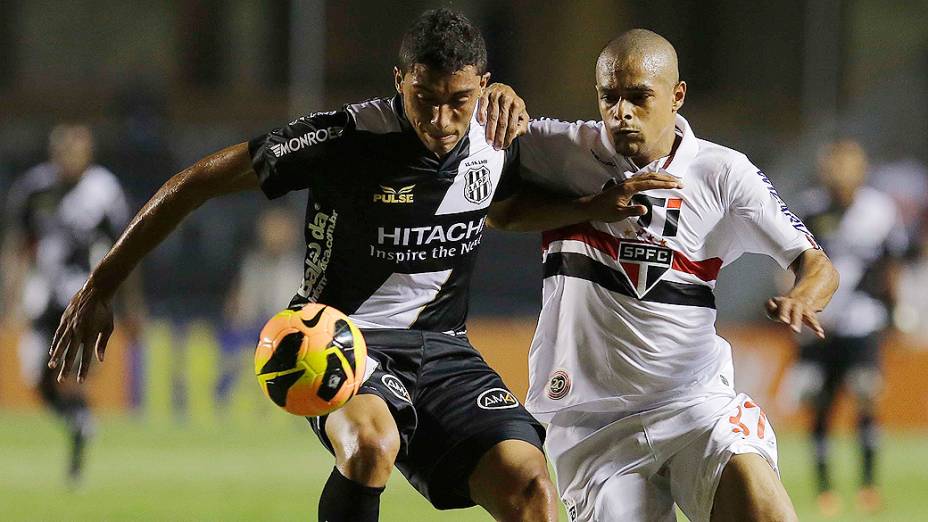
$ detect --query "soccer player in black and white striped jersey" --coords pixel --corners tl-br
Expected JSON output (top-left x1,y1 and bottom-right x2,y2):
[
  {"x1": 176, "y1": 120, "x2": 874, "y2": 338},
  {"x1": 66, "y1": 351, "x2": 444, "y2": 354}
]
[
  {"x1": 2, "y1": 125, "x2": 140, "y2": 486},
  {"x1": 789, "y1": 139, "x2": 907, "y2": 516}
]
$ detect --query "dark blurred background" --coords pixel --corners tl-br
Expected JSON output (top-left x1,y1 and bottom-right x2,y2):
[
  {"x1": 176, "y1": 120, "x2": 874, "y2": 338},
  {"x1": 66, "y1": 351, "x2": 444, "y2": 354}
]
[{"x1": 2, "y1": 0, "x2": 926, "y2": 322}]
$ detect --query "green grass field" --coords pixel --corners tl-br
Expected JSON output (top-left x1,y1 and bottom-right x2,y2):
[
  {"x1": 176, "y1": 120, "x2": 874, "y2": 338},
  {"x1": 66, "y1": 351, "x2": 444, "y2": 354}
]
[{"x1": 1, "y1": 411, "x2": 925, "y2": 521}]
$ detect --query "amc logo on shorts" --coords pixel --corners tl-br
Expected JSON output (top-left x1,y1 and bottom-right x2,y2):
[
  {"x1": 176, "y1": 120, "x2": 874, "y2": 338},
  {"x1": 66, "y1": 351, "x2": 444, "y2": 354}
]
[{"x1": 476, "y1": 388, "x2": 519, "y2": 410}]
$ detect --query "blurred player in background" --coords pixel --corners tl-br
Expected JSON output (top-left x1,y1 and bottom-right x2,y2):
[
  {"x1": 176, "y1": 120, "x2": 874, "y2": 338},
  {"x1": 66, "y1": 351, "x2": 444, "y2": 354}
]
[
  {"x1": 44, "y1": 9, "x2": 600, "y2": 521},
  {"x1": 1, "y1": 124, "x2": 141, "y2": 485},
  {"x1": 219, "y1": 206, "x2": 303, "y2": 406},
  {"x1": 790, "y1": 139, "x2": 907, "y2": 516},
  {"x1": 489, "y1": 30, "x2": 839, "y2": 521}
]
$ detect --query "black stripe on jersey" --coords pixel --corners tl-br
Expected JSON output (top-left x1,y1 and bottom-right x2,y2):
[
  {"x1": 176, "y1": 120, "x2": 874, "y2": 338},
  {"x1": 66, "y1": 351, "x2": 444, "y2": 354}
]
[
  {"x1": 631, "y1": 194, "x2": 665, "y2": 228},
  {"x1": 543, "y1": 252, "x2": 716, "y2": 308},
  {"x1": 663, "y1": 208, "x2": 680, "y2": 237}
]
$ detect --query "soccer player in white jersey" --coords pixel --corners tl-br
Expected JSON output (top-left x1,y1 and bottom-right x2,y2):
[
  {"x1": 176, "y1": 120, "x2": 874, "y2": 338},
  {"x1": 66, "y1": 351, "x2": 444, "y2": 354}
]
[{"x1": 489, "y1": 30, "x2": 839, "y2": 521}]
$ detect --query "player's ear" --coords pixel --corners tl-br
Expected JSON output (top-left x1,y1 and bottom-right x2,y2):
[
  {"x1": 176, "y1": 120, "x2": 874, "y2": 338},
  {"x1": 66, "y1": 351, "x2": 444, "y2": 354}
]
[
  {"x1": 672, "y1": 81, "x2": 686, "y2": 112},
  {"x1": 394, "y1": 66, "x2": 404, "y2": 94},
  {"x1": 479, "y1": 72, "x2": 491, "y2": 91}
]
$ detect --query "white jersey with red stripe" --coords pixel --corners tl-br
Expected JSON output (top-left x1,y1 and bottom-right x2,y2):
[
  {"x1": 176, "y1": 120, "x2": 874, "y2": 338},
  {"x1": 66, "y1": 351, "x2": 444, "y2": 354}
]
[{"x1": 520, "y1": 114, "x2": 819, "y2": 421}]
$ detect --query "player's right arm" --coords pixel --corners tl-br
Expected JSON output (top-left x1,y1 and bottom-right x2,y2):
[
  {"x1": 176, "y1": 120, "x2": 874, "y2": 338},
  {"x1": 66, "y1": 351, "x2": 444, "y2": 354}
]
[
  {"x1": 487, "y1": 174, "x2": 681, "y2": 231},
  {"x1": 50, "y1": 143, "x2": 258, "y2": 382}
]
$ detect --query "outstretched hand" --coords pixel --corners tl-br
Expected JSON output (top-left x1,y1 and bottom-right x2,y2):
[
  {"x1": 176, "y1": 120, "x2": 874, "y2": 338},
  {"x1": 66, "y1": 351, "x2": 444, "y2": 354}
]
[
  {"x1": 765, "y1": 295, "x2": 825, "y2": 339},
  {"x1": 49, "y1": 284, "x2": 115, "y2": 383},
  {"x1": 477, "y1": 83, "x2": 529, "y2": 150},
  {"x1": 584, "y1": 172, "x2": 683, "y2": 223}
]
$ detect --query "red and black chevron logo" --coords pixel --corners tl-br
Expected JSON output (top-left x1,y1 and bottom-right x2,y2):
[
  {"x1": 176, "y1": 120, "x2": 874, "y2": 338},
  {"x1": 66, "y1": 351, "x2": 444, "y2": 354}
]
[{"x1": 617, "y1": 241, "x2": 674, "y2": 298}]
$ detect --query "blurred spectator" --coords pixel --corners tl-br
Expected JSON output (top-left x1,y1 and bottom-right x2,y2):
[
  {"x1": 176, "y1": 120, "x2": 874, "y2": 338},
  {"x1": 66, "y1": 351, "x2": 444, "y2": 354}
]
[
  {"x1": 785, "y1": 139, "x2": 907, "y2": 516},
  {"x1": 217, "y1": 206, "x2": 304, "y2": 404},
  {"x1": 0, "y1": 124, "x2": 143, "y2": 486}
]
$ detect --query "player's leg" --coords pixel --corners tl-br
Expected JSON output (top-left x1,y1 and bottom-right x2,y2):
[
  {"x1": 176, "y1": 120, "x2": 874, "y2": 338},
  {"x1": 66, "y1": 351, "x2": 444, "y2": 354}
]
[
  {"x1": 468, "y1": 439, "x2": 558, "y2": 522},
  {"x1": 711, "y1": 453, "x2": 797, "y2": 522},
  {"x1": 669, "y1": 393, "x2": 795, "y2": 522},
  {"x1": 29, "y1": 324, "x2": 94, "y2": 484},
  {"x1": 318, "y1": 394, "x2": 400, "y2": 522},
  {"x1": 404, "y1": 332, "x2": 557, "y2": 519},
  {"x1": 846, "y1": 346, "x2": 883, "y2": 512},
  {"x1": 794, "y1": 338, "x2": 843, "y2": 514}
]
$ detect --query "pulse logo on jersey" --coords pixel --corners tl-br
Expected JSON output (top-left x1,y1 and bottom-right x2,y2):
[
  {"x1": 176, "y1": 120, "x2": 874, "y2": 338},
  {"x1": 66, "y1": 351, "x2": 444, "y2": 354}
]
[
  {"x1": 617, "y1": 241, "x2": 674, "y2": 298},
  {"x1": 270, "y1": 126, "x2": 343, "y2": 158},
  {"x1": 373, "y1": 185, "x2": 415, "y2": 204},
  {"x1": 463, "y1": 166, "x2": 493, "y2": 204},
  {"x1": 476, "y1": 388, "x2": 519, "y2": 410}
]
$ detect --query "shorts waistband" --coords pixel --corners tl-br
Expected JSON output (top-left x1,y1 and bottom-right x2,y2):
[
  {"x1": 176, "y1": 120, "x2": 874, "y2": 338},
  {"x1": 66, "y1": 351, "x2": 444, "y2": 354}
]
[{"x1": 359, "y1": 328, "x2": 468, "y2": 346}]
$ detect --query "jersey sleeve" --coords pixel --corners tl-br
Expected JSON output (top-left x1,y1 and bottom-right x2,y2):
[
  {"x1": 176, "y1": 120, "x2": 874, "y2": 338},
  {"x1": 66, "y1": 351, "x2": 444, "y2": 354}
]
[
  {"x1": 725, "y1": 156, "x2": 820, "y2": 269},
  {"x1": 518, "y1": 120, "x2": 569, "y2": 193},
  {"x1": 248, "y1": 110, "x2": 352, "y2": 199},
  {"x1": 493, "y1": 138, "x2": 522, "y2": 202}
]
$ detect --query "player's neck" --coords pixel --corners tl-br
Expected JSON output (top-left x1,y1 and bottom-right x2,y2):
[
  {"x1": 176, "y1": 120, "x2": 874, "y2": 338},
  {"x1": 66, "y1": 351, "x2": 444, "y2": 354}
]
[{"x1": 630, "y1": 129, "x2": 678, "y2": 168}]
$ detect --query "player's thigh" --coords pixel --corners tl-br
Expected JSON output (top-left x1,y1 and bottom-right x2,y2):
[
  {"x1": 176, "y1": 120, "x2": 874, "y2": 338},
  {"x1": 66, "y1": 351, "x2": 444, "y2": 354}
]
[
  {"x1": 324, "y1": 393, "x2": 401, "y2": 464},
  {"x1": 592, "y1": 472, "x2": 675, "y2": 522},
  {"x1": 712, "y1": 453, "x2": 797, "y2": 522},
  {"x1": 668, "y1": 393, "x2": 793, "y2": 522}
]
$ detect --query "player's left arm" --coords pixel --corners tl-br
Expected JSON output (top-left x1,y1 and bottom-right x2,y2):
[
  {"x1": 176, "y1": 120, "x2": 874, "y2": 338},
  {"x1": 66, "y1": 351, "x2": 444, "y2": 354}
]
[
  {"x1": 477, "y1": 83, "x2": 529, "y2": 150},
  {"x1": 725, "y1": 158, "x2": 839, "y2": 338},
  {"x1": 767, "y1": 248, "x2": 839, "y2": 338}
]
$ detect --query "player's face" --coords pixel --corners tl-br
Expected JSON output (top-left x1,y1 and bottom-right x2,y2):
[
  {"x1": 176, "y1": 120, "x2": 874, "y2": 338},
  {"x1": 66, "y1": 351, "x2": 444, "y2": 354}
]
[
  {"x1": 395, "y1": 64, "x2": 489, "y2": 157},
  {"x1": 818, "y1": 145, "x2": 867, "y2": 198},
  {"x1": 51, "y1": 128, "x2": 94, "y2": 181},
  {"x1": 596, "y1": 62, "x2": 685, "y2": 165}
]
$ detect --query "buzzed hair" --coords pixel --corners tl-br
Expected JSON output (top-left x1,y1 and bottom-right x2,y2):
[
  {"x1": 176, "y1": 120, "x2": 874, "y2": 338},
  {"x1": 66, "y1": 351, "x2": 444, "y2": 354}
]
[
  {"x1": 597, "y1": 29, "x2": 680, "y2": 86},
  {"x1": 398, "y1": 8, "x2": 488, "y2": 74}
]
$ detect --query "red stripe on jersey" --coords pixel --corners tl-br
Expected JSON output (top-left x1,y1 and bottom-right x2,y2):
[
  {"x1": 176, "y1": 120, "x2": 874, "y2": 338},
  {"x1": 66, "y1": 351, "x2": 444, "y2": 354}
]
[
  {"x1": 542, "y1": 223, "x2": 723, "y2": 282},
  {"x1": 661, "y1": 134, "x2": 683, "y2": 169},
  {"x1": 666, "y1": 198, "x2": 683, "y2": 209}
]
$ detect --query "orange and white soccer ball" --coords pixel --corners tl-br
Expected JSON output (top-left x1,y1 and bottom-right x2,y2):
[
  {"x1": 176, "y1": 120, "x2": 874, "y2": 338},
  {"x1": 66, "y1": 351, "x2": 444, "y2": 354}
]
[{"x1": 254, "y1": 303, "x2": 366, "y2": 417}]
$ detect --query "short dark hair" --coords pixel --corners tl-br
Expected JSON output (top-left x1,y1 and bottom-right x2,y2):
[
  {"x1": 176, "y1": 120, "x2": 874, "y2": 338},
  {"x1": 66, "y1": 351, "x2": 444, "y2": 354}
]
[{"x1": 398, "y1": 8, "x2": 487, "y2": 74}]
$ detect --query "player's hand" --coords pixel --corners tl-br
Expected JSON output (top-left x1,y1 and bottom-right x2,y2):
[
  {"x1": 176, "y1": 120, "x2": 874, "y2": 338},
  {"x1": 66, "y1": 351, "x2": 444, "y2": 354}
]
[
  {"x1": 477, "y1": 83, "x2": 529, "y2": 150},
  {"x1": 765, "y1": 295, "x2": 825, "y2": 338},
  {"x1": 584, "y1": 172, "x2": 683, "y2": 222},
  {"x1": 49, "y1": 284, "x2": 115, "y2": 383}
]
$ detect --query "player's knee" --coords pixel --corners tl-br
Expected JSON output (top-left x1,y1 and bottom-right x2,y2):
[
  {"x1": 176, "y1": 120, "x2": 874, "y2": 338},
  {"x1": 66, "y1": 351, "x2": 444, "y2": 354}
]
[
  {"x1": 494, "y1": 460, "x2": 557, "y2": 520},
  {"x1": 847, "y1": 367, "x2": 881, "y2": 409},
  {"x1": 339, "y1": 425, "x2": 400, "y2": 482}
]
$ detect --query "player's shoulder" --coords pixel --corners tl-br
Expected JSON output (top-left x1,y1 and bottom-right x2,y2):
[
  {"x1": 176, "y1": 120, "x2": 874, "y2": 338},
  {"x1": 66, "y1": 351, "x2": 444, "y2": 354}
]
[
  {"x1": 14, "y1": 162, "x2": 57, "y2": 193},
  {"x1": 855, "y1": 185, "x2": 895, "y2": 208},
  {"x1": 344, "y1": 96, "x2": 402, "y2": 134},
  {"x1": 692, "y1": 138, "x2": 753, "y2": 173},
  {"x1": 76, "y1": 165, "x2": 127, "y2": 200}
]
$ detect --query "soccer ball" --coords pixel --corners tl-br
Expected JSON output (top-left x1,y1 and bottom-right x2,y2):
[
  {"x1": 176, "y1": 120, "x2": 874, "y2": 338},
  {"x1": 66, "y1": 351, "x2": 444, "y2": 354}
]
[{"x1": 254, "y1": 304, "x2": 367, "y2": 416}]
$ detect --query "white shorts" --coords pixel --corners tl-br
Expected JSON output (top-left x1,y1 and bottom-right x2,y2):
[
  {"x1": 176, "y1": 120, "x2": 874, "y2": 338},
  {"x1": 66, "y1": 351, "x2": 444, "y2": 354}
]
[{"x1": 547, "y1": 391, "x2": 779, "y2": 522}]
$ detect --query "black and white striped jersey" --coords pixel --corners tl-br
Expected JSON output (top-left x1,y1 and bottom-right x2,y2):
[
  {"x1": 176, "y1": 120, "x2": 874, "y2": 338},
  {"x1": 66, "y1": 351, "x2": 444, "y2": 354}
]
[
  {"x1": 6, "y1": 163, "x2": 130, "y2": 321},
  {"x1": 248, "y1": 95, "x2": 520, "y2": 333},
  {"x1": 798, "y1": 186, "x2": 907, "y2": 337}
]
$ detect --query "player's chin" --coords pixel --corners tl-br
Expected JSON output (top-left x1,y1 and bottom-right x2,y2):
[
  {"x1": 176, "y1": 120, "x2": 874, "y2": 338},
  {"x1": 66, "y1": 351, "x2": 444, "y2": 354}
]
[
  {"x1": 613, "y1": 139, "x2": 641, "y2": 157},
  {"x1": 426, "y1": 137, "x2": 459, "y2": 156}
]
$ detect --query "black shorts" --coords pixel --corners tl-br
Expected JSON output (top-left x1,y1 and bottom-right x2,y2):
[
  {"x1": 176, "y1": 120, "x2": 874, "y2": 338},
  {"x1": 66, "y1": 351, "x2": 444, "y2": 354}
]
[
  {"x1": 799, "y1": 333, "x2": 880, "y2": 369},
  {"x1": 308, "y1": 328, "x2": 545, "y2": 509}
]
